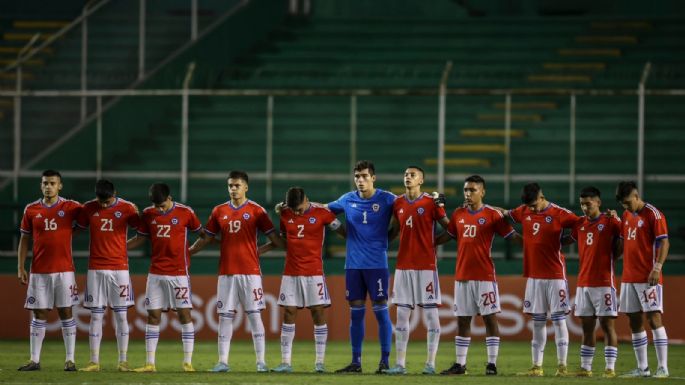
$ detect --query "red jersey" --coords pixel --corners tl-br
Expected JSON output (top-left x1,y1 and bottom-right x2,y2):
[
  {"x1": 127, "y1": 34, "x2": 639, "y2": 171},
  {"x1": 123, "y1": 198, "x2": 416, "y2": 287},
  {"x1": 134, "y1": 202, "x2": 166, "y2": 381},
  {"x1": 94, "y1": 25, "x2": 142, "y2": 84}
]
[
  {"x1": 138, "y1": 202, "x2": 202, "y2": 276},
  {"x1": 572, "y1": 214, "x2": 621, "y2": 287},
  {"x1": 20, "y1": 197, "x2": 82, "y2": 274},
  {"x1": 280, "y1": 203, "x2": 338, "y2": 276},
  {"x1": 509, "y1": 203, "x2": 579, "y2": 279},
  {"x1": 393, "y1": 193, "x2": 447, "y2": 270},
  {"x1": 205, "y1": 200, "x2": 275, "y2": 275},
  {"x1": 448, "y1": 205, "x2": 514, "y2": 281},
  {"x1": 77, "y1": 198, "x2": 141, "y2": 270},
  {"x1": 621, "y1": 203, "x2": 668, "y2": 283}
]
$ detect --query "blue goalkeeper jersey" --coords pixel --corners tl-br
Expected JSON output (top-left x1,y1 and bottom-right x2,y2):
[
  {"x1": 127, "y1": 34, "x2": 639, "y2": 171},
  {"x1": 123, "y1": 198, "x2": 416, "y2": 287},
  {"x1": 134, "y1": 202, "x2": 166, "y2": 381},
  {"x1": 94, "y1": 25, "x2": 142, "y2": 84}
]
[{"x1": 328, "y1": 188, "x2": 396, "y2": 269}]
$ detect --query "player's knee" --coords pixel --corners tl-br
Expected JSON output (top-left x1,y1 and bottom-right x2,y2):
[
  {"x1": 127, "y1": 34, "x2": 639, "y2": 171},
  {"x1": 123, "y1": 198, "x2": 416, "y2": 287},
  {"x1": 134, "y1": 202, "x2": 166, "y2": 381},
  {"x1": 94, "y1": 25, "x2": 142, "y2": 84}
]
[
  {"x1": 483, "y1": 314, "x2": 499, "y2": 335},
  {"x1": 310, "y1": 307, "x2": 326, "y2": 325},
  {"x1": 147, "y1": 311, "x2": 161, "y2": 325},
  {"x1": 57, "y1": 307, "x2": 72, "y2": 320},
  {"x1": 33, "y1": 309, "x2": 49, "y2": 321},
  {"x1": 646, "y1": 312, "x2": 663, "y2": 329},
  {"x1": 283, "y1": 307, "x2": 297, "y2": 323},
  {"x1": 627, "y1": 313, "x2": 644, "y2": 331},
  {"x1": 177, "y1": 309, "x2": 193, "y2": 324},
  {"x1": 457, "y1": 316, "x2": 472, "y2": 334}
]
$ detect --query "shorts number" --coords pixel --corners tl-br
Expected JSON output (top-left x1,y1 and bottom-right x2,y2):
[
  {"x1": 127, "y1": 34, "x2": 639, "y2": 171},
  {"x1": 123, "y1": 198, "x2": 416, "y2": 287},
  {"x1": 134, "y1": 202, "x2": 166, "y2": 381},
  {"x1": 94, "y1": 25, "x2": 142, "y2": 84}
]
[
  {"x1": 604, "y1": 293, "x2": 612, "y2": 306},
  {"x1": 252, "y1": 288, "x2": 263, "y2": 301},
  {"x1": 377, "y1": 278, "x2": 383, "y2": 292},
  {"x1": 586, "y1": 232, "x2": 594, "y2": 245},
  {"x1": 227, "y1": 220, "x2": 241, "y2": 233},
  {"x1": 532, "y1": 222, "x2": 540, "y2": 235},
  {"x1": 405, "y1": 215, "x2": 413, "y2": 228},
  {"x1": 100, "y1": 218, "x2": 113, "y2": 232},
  {"x1": 297, "y1": 224, "x2": 305, "y2": 238},
  {"x1": 559, "y1": 289, "x2": 567, "y2": 303},
  {"x1": 642, "y1": 289, "x2": 657, "y2": 303},
  {"x1": 69, "y1": 285, "x2": 78, "y2": 296},
  {"x1": 317, "y1": 283, "x2": 324, "y2": 296},
  {"x1": 156, "y1": 225, "x2": 171, "y2": 238},
  {"x1": 425, "y1": 282, "x2": 434, "y2": 294},
  {"x1": 362, "y1": 211, "x2": 368, "y2": 224},
  {"x1": 482, "y1": 291, "x2": 497, "y2": 305},
  {"x1": 174, "y1": 287, "x2": 188, "y2": 299},
  {"x1": 627, "y1": 227, "x2": 637, "y2": 240},
  {"x1": 43, "y1": 218, "x2": 57, "y2": 231},
  {"x1": 462, "y1": 224, "x2": 477, "y2": 238},
  {"x1": 119, "y1": 285, "x2": 130, "y2": 298}
]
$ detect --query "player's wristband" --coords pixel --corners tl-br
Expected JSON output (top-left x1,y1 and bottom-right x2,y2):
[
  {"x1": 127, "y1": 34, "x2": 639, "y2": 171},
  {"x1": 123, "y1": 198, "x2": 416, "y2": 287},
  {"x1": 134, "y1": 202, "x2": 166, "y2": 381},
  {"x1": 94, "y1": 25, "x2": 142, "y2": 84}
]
[{"x1": 653, "y1": 262, "x2": 663, "y2": 272}]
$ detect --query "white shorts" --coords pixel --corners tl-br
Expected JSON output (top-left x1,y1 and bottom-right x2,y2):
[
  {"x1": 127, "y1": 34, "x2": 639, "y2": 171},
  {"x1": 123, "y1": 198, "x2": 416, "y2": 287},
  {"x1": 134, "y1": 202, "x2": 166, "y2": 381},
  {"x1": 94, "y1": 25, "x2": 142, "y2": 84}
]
[
  {"x1": 277, "y1": 275, "x2": 331, "y2": 308},
  {"x1": 391, "y1": 269, "x2": 441, "y2": 308},
  {"x1": 144, "y1": 274, "x2": 193, "y2": 311},
  {"x1": 523, "y1": 278, "x2": 571, "y2": 314},
  {"x1": 216, "y1": 274, "x2": 266, "y2": 314},
  {"x1": 24, "y1": 272, "x2": 79, "y2": 310},
  {"x1": 453, "y1": 280, "x2": 501, "y2": 316},
  {"x1": 574, "y1": 286, "x2": 618, "y2": 317},
  {"x1": 619, "y1": 283, "x2": 663, "y2": 313},
  {"x1": 84, "y1": 269, "x2": 134, "y2": 309}
]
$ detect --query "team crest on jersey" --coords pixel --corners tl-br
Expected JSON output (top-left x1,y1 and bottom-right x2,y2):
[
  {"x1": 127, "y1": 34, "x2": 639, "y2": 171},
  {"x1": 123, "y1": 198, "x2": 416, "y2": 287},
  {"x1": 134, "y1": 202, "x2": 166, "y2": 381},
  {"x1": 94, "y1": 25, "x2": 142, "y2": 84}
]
[
  {"x1": 638, "y1": 219, "x2": 644, "y2": 228},
  {"x1": 309, "y1": 217, "x2": 317, "y2": 224},
  {"x1": 243, "y1": 213, "x2": 251, "y2": 220},
  {"x1": 545, "y1": 216, "x2": 552, "y2": 223},
  {"x1": 58, "y1": 210, "x2": 65, "y2": 217},
  {"x1": 524, "y1": 300, "x2": 531, "y2": 308},
  {"x1": 598, "y1": 224, "x2": 605, "y2": 232},
  {"x1": 217, "y1": 301, "x2": 223, "y2": 309},
  {"x1": 171, "y1": 218, "x2": 179, "y2": 225},
  {"x1": 144, "y1": 298, "x2": 150, "y2": 305},
  {"x1": 114, "y1": 211, "x2": 122, "y2": 218},
  {"x1": 27, "y1": 296, "x2": 36, "y2": 304},
  {"x1": 372, "y1": 203, "x2": 380, "y2": 212},
  {"x1": 280, "y1": 293, "x2": 286, "y2": 301},
  {"x1": 417, "y1": 207, "x2": 425, "y2": 215},
  {"x1": 478, "y1": 217, "x2": 486, "y2": 225}
]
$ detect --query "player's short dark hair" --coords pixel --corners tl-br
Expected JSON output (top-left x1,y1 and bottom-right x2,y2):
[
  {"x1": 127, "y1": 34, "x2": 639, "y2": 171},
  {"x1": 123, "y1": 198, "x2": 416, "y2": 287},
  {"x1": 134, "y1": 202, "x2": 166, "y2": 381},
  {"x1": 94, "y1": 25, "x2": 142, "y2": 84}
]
[
  {"x1": 149, "y1": 183, "x2": 170, "y2": 205},
  {"x1": 521, "y1": 182, "x2": 541, "y2": 205},
  {"x1": 285, "y1": 187, "x2": 306, "y2": 209},
  {"x1": 615, "y1": 181, "x2": 638, "y2": 201},
  {"x1": 580, "y1": 186, "x2": 601, "y2": 199},
  {"x1": 465, "y1": 174, "x2": 486, "y2": 187},
  {"x1": 95, "y1": 179, "x2": 115, "y2": 200},
  {"x1": 354, "y1": 160, "x2": 375, "y2": 175},
  {"x1": 42, "y1": 169, "x2": 62, "y2": 180},
  {"x1": 228, "y1": 170, "x2": 249, "y2": 184},
  {"x1": 406, "y1": 165, "x2": 424, "y2": 176}
]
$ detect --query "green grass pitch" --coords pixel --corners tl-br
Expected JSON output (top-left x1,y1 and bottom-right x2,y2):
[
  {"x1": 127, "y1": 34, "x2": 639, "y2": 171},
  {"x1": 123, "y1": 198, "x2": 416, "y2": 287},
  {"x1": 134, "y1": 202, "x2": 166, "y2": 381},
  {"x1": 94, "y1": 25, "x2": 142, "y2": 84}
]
[{"x1": 0, "y1": 339, "x2": 683, "y2": 384}]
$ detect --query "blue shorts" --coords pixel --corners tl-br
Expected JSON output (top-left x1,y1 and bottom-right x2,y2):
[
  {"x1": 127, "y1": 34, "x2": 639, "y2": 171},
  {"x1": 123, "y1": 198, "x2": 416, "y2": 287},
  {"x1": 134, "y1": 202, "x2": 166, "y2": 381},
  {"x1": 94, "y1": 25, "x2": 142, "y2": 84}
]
[{"x1": 345, "y1": 268, "x2": 389, "y2": 302}]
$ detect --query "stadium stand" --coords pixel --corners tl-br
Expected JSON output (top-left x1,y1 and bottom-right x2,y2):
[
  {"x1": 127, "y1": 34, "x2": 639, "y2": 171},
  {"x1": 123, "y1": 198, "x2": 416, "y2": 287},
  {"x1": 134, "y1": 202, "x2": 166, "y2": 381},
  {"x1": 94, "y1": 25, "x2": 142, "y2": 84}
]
[{"x1": 1, "y1": 0, "x2": 684, "y2": 258}]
